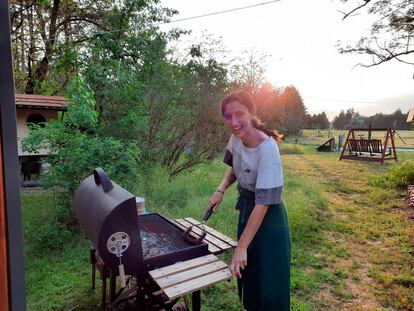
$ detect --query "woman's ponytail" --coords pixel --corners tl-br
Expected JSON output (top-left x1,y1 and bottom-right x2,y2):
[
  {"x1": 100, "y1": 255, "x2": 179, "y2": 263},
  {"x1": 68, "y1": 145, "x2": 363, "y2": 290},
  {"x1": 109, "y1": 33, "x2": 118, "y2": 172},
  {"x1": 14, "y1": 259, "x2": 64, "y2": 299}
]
[{"x1": 252, "y1": 118, "x2": 283, "y2": 143}]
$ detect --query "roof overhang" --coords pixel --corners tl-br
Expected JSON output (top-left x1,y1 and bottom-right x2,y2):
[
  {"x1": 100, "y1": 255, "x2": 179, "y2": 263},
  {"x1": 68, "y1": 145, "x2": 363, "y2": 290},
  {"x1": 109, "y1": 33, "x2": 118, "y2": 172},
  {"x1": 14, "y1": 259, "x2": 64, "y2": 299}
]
[{"x1": 15, "y1": 94, "x2": 70, "y2": 111}]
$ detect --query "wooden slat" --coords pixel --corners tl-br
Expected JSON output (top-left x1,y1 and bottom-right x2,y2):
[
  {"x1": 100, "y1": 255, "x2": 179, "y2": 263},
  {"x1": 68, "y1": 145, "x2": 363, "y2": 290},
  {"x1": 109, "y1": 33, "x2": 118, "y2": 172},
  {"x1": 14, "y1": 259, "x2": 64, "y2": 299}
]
[
  {"x1": 170, "y1": 220, "x2": 221, "y2": 253},
  {"x1": 175, "y1": 219, "x2": 230, "y2": 251},
  {"x1": 341, "y1": 155, "x2": 383, "y2": 162},
  {"x1": 155, "y1": 260, "x2": 228, "y2": 289},
  {"x1": 184, "y1": 218, "x2": 238, "y2": 247},
  {"x1": 163, "y1": 268, "x2": 232, "y2": 300},
  {"x1": 149, "y1": 254, "x2": 219, "y2": 280}
]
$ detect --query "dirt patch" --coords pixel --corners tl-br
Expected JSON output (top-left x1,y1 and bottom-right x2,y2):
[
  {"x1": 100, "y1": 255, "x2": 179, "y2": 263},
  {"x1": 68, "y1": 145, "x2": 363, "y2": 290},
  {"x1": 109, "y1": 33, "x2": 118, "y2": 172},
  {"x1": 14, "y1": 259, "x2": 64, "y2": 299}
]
[{"x1": 342, "y1": 280, "x2": 381, "y2": 311}]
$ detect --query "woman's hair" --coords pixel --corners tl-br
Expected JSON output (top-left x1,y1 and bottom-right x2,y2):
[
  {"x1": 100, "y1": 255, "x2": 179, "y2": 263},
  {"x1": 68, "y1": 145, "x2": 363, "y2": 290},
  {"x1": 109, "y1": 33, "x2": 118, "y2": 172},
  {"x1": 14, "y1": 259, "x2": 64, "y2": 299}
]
[{"x1": 221, "y1": 89, "x2": 283, "y2": 142}]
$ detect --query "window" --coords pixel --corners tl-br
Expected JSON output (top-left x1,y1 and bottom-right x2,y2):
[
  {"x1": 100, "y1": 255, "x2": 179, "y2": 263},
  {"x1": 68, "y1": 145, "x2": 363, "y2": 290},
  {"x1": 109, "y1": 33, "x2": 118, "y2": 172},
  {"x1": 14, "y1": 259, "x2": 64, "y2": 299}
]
[{"x1": 26, "y1": 114, "x2": 46, "y2": 127}]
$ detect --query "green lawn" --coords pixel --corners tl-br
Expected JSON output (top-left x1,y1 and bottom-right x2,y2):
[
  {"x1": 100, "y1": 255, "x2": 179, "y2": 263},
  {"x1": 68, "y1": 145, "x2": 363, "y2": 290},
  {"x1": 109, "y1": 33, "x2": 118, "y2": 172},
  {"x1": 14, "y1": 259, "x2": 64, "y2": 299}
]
[{"x1": 22, "y1": 145, "x2": 414, "y2": 310}]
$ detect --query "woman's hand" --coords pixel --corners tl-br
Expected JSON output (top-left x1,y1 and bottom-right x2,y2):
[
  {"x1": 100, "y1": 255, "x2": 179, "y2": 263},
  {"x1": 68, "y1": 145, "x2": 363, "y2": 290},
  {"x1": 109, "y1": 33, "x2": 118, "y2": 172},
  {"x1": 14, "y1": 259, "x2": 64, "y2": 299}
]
[
  {"x1": 229, "y1": 246, "x2": 247, "y2": 278},
  {"x1": 230, "y1": 204, "x2": 268, "y2": 278},
  {"x1": 208, "y1": 190, "x2": 224, "y2": 211}
]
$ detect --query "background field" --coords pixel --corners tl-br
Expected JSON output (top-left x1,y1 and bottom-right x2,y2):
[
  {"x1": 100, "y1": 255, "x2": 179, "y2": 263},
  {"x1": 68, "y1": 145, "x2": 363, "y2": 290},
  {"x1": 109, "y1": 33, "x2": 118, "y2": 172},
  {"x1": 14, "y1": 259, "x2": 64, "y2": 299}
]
[
  {"x1": 22, "y1": 145, "x2": 414, "y2": 310},
  {"x1": 296, "y1": 129, "x2": 414, "y2": 148}
]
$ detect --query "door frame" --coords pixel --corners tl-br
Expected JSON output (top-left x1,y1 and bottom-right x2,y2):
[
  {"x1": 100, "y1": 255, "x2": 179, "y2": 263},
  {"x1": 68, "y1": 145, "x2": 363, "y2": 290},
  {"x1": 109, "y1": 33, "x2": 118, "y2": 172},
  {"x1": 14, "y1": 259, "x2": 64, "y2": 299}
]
[{"x1": 0, "y1": 0, "x2": 27, "y2": 309}]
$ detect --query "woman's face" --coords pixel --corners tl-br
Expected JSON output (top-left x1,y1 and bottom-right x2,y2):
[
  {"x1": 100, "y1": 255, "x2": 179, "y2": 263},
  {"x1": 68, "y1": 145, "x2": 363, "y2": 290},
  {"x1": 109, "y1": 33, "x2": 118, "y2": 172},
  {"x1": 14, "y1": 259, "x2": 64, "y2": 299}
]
[{"x1": 222, "y1": 100, "x2": 253, "y2": 139}]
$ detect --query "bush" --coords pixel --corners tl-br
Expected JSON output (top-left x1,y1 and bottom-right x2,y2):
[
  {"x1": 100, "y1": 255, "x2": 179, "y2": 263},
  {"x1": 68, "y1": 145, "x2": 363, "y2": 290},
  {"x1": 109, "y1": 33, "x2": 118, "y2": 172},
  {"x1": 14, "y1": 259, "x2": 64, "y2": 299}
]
[
  {"x1": 371, "y1": 159, "x2": 414, "y2": 188},
  {"x1": 22, "y1": 77, "x2": 141, "y2": 214}
]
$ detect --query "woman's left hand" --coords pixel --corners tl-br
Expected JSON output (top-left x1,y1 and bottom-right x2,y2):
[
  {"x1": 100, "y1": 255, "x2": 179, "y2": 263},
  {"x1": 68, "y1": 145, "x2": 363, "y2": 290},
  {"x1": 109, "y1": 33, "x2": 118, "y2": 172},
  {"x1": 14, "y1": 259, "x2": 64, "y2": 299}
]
[{"x1": 229, "y1": 246, "x2": 247, "y2": 278}]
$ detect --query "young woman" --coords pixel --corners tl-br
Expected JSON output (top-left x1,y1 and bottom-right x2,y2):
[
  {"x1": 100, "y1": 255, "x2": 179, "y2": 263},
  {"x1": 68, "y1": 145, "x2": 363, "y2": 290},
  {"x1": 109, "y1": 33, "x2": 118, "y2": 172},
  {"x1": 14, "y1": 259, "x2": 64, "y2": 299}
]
[{"x1": 208, "y1": 90, "x2": 291, "y2": 311}]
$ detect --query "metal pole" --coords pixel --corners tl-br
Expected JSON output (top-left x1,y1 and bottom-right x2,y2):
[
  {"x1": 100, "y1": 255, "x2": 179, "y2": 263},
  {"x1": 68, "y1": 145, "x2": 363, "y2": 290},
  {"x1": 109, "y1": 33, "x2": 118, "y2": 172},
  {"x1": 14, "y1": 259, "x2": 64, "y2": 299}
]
[
  {"x1": 0, "y1": 0, "x2": 26, "y2": 309},
  {"x1": 192, "y1": 291, "x2": 201, "y2": 311}
]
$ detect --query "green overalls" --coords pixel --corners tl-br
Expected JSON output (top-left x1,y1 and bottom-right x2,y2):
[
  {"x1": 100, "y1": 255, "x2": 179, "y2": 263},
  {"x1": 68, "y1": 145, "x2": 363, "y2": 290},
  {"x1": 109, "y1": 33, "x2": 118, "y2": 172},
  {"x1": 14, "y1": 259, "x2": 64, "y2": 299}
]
[{"x1": 236, "y1": 185, "x2": 291, "y2": 311}]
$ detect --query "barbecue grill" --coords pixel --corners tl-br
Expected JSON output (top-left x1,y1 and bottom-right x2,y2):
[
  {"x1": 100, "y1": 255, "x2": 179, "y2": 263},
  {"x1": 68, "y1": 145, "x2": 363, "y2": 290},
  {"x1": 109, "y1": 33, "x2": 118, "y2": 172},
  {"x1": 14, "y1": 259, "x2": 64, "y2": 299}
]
[{"x1": 73, "y1": 168, "x2": 209, "y2": 310}]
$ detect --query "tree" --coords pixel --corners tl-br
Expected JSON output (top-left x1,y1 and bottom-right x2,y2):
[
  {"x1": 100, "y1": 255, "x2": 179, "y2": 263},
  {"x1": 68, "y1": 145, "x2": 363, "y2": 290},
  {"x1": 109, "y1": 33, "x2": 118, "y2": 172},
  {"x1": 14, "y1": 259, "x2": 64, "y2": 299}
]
[
  {"x1": 312, "y1": 112, "x2": 330, "y2": 129},
  {"x1": 82, "y1": 8, "x2": 229, "y2": 176},
  {"x1": 9, "y1": 0, "x2": 178, "y2": 94},
  {"x1": 333, "y1": 108, "x2": 358, "y2": 129},
  {"x1": 364, "y1": 108, "x2": 412, "y2": 129},
  {"x1": 338, "y1": 0, "x2": 414, "y2": 67},
  {"x1": 254, "y1": 83, "x2": 284, "y2": 129},
  {"x1": 278, "y1": 86, "x2": 307, "y2": 135},
  {"x1": 230, "y1": 49, "x2": 270, "y2": 95},
  {"x1": 10, "y1": 0, "x2": 110, "y2": 93}
]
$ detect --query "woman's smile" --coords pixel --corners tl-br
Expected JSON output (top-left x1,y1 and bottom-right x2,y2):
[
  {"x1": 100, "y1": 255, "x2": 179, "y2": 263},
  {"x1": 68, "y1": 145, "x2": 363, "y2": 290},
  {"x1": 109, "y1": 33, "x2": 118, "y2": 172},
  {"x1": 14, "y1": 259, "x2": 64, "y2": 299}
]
[
  {"x1": 232, "y1": 124, "x2": 243, "y2": 133},
  {"x1": 223, "y1": 100, "x2": 252, "y2": 138}
]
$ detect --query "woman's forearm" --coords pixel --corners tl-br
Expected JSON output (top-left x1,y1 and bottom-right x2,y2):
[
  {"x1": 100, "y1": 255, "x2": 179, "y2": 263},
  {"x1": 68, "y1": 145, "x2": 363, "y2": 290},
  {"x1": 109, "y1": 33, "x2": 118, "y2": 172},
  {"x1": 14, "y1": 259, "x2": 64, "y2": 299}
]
[
  {"x1": 217, "y1": 167, "x2": 236, "y2": 192},
  {"x1": 238, "y1": 204, "x2": 268, "y2": 249}
]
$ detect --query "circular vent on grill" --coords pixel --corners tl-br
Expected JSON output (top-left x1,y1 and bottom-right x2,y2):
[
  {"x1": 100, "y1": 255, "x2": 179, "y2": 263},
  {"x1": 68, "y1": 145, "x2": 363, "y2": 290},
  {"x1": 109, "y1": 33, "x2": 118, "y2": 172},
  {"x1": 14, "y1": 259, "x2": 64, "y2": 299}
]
[{"x1": 106, "y1": 232, "x2": 130, "y2": 255}]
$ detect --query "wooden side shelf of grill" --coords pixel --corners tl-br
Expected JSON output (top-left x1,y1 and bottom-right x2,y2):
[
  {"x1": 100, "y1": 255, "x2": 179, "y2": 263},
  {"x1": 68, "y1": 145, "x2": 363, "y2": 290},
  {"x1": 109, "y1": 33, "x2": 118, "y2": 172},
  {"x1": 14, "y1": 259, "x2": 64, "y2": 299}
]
[
  {"x1": 90, "y1": 216, "x2": 237, "y2": 310},
  {"x1": 172, "y1": 217, "x2": 237, "y2": 254},
  {"x1": 149, "y1": 254, "x2": 232, "y2": 300}
]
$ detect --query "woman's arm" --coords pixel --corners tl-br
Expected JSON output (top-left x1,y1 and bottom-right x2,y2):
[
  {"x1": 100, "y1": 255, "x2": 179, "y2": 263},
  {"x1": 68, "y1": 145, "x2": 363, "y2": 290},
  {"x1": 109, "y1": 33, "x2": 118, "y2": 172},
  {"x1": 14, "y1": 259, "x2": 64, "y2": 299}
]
[
  {"x1": 217, "y1": 167, "x2": 236, "y2": 192},
  {"x1": 229, "y1": 204, "x2": 269, "y2": 278},
  {"x1": 208, "y1": 167, "x2": 236, "y2": 210}
]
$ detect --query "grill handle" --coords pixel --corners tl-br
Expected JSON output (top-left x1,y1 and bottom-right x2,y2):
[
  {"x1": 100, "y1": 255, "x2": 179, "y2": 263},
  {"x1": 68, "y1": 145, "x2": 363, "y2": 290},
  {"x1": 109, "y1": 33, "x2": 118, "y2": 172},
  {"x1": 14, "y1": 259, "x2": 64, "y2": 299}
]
[{"x1": 93, "y1": 167, "x2": 114, "y2": 193}]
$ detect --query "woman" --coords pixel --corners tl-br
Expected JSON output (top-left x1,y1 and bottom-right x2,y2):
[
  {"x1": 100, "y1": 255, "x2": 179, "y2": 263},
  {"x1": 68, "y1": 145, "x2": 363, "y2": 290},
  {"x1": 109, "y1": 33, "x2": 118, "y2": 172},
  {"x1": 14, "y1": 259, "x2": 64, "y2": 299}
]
[{"x1": 208, "y1": 90, "x2": 291, "y2": 311}]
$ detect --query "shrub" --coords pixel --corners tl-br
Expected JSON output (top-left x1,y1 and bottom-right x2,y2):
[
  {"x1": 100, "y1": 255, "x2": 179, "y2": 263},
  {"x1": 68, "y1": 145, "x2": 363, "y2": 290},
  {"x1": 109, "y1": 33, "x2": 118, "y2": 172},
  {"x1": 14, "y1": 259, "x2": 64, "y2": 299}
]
[{"x1": 371, "y1": 159, "x2": 414, "y2": 188}]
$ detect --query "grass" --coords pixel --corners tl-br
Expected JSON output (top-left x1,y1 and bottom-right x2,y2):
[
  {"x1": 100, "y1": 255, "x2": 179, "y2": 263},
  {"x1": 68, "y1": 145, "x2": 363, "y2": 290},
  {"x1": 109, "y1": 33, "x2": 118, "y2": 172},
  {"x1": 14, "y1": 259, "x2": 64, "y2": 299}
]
[{"x1": 22, "y1": 144, "x2": 414, "y2": 310}]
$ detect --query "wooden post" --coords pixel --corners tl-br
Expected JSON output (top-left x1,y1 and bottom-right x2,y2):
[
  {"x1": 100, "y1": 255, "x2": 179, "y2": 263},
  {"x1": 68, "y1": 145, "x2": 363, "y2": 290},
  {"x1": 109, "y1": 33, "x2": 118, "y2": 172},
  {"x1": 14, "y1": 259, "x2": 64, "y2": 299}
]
[
  {"x1": 339, "y1": 129, "x2": 352, "y2": 161},
  {"x1": 389, "y1": 128, "x2": 398, "y2": 162},
  {"x1": 382, "y1": 130, "x2": 389, "y2": 164},
  {"x1": 0, "y1": 0, "x2": 26, "y2": 309},
  {"x1": 0, "y1": 137, "x2": 9, "y2": 311}
]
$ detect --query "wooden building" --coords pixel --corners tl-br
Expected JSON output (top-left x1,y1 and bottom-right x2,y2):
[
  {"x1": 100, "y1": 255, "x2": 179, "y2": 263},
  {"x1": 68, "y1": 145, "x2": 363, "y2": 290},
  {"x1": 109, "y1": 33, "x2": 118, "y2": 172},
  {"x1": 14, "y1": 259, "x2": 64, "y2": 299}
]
[
  {"x1": 15, "y1": 94, "x2": 68, "y2": 156},
  {"x1": 15, "y1": 94, "x2": 69, "y2": 181}
]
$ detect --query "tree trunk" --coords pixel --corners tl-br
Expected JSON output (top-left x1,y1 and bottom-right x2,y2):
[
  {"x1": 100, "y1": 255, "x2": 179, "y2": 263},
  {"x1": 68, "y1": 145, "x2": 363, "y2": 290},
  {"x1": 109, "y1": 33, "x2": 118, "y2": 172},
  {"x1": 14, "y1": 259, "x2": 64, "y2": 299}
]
[
  {"x1": 20, "y1": 0, "x2": 25, "y2": 72},
  {"x1": 25, "y1": 5, "x2": 35, "y2": 94},
  {"x1": 25, "y1": 0, "x2": 60, "y2": 94}
]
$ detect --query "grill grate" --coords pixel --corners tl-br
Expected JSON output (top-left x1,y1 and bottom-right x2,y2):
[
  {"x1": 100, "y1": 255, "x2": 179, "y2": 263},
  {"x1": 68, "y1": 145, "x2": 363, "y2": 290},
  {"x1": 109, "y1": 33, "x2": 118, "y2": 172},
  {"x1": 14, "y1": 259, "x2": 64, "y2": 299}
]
[{"x1": 139, "y1": 214, "x2": 197, "y2": 259}]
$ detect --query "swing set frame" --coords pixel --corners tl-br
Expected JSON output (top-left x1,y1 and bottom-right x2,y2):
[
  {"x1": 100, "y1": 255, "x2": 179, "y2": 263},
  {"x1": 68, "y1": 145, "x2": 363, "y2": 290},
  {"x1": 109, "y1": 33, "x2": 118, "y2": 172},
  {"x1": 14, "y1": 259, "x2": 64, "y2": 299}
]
[{"x1": 339, "y1": 128, "x2": 398, "y2": 164}]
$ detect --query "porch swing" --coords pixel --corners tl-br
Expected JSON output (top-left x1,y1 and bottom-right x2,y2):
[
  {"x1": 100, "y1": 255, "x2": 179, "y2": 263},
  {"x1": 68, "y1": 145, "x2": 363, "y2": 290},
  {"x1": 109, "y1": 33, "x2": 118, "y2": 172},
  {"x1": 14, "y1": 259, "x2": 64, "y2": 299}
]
[{"x1": 339, "y1": 127, "x2": 398, "y2": 164}]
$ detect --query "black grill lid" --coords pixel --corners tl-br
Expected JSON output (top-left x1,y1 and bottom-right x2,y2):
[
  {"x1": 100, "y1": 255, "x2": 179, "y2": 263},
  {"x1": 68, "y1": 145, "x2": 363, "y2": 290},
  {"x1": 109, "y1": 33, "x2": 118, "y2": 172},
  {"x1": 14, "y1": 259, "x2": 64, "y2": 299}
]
[{"x1": 73, "y1": 168, "x2": 144, "y2": 273}]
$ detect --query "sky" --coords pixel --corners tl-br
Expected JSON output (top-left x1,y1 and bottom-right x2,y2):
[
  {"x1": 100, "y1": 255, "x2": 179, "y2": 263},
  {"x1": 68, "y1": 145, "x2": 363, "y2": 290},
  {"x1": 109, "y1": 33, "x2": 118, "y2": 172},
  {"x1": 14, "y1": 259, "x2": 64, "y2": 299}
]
[{"x1": 159, "y1": 0, "x2": 414, "y2": 120}]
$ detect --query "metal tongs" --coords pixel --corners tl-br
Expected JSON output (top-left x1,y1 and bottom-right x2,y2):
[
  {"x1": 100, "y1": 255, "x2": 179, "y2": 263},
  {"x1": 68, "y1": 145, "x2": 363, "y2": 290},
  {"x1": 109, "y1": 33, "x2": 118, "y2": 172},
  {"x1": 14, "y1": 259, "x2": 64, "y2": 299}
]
[{"x1": 182, "y1": 205, "x2": 215, "y2": 245}]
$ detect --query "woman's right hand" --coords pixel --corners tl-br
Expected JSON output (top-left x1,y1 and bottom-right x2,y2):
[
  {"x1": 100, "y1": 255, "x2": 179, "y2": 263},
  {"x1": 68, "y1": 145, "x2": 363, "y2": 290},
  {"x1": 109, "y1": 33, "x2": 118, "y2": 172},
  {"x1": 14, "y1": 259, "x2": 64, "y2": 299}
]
[{"x1": 208, "y1": 190, "x2": 224, "y2": 212}]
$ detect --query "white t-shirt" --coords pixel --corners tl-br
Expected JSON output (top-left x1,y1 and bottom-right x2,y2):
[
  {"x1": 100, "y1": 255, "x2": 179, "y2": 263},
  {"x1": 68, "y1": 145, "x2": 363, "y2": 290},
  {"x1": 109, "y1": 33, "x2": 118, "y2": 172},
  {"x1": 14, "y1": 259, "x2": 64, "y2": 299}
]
[{"x1": 223, "y1": 134, "x2": 284, "y2": 205}]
